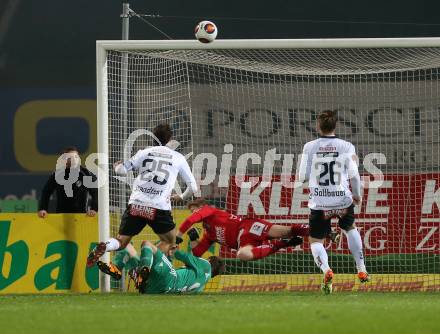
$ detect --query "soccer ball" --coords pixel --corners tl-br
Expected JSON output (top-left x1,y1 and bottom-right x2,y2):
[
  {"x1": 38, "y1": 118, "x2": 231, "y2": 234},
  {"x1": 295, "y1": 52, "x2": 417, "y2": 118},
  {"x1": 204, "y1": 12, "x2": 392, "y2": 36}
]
[{"x1": 195, "y1": 21, "x2": 218, "y2": 43}]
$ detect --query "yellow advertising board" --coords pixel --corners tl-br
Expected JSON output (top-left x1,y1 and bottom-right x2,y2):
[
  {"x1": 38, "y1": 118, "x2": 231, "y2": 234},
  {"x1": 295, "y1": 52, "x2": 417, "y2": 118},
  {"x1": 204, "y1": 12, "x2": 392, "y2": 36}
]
[
  {"x1": 0, "y1": 214, "x2": 99, "y2": 294},
  {"x1": 0, "y1": 210, "x2": 215, "y2": 294},
  {"x1": 208, "y1": 274, "x2": 440, "y2": 293},
  {"x1": 2, "y1": 213, "x2": 439, "y2": 294}
]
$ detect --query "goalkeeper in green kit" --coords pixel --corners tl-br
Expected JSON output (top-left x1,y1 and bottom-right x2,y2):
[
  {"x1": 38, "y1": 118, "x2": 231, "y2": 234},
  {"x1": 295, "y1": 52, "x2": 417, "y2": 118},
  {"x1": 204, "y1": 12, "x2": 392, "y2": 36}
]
[{"x1": 98, "y1": 238, "x2": 224, "y2": 294}]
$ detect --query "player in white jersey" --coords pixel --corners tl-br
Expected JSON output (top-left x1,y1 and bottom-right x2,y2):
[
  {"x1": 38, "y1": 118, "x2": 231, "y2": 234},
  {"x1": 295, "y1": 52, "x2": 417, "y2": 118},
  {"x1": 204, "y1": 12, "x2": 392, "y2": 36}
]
[
  {"x1": 297, "y1": 111, "x2": 369, "y2": 294},
  {"x1": 87, "y1": 124, "x2": 198, "y2": 267}
]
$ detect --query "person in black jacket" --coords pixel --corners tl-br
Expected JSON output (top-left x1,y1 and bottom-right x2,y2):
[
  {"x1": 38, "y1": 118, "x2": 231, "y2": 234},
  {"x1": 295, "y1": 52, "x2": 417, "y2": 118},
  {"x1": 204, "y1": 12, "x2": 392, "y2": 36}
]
[{"x1": 38, "y1": 146, "x2": 98, "y2": 218}]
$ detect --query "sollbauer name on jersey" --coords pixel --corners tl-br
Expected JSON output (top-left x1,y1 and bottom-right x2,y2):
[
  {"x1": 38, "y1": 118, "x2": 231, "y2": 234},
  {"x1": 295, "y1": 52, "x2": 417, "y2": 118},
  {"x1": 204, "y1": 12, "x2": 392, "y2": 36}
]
[{"x1": 313, "y1": 188, "x2": 346, "y2": 197}]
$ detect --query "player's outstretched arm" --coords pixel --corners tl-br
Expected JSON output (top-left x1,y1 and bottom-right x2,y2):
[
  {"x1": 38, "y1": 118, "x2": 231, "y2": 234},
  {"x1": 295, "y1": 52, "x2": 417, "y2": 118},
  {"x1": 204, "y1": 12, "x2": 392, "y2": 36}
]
[
  {"x1": 178, "y1": 206, "x2": 214, "y2": 234},
  {"x1": 174, "y1": 248, "x2": 211, "y2": 270},
  {"x1": 177, "y1": 158, "x2": 198, "y2": 200},
  {"x1": 296, "y1": 143, "x2": 311, "y2": 185},
  {"x1": 174, "y1": 249, "x2": 196, "y2": 266},
  {"x1": 191, "y1": 235, "x2": 213, "y2": 257},
  {"x1": 114, "y1": 150, "x2": 144, "y2": 175},
  {"x1": 346, "y1": 145, "x2": 362, "y2": 205},
  {"x1": 176, "y1": 227, "x2": 199, "y2": 245}
]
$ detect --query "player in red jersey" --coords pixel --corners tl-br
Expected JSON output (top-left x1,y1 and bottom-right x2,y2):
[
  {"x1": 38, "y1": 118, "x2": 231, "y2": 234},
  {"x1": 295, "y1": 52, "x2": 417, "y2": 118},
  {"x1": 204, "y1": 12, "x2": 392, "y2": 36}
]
[{"x1": 176, "y1": 198, "x2": 309, "y2": 261}]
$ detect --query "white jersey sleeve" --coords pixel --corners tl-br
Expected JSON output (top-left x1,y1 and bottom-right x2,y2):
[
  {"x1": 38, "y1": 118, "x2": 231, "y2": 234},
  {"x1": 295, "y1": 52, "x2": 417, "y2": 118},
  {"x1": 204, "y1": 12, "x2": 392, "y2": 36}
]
[
  {"x1": 178, "y1": 159, "x2": 198, "y2": 200},
  {"x1": 114, "y1": 150, "x2": 145, "y2": 175},
  {"x1": 297, "y1": 142, "x2": 312, "y2": 183},
  {"x1": 346, "y1": 143, "x2": 361, "y2": 198},
  {"x1": 123, "y1": 150, "x2": 145, "y2": 171}
]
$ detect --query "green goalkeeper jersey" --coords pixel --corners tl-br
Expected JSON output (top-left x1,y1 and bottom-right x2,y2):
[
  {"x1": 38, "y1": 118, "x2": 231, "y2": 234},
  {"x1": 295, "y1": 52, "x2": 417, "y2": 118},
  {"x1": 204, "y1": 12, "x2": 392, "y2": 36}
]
[{"x1": 140, "y1": 248, "x2": 211, "y2": 294}]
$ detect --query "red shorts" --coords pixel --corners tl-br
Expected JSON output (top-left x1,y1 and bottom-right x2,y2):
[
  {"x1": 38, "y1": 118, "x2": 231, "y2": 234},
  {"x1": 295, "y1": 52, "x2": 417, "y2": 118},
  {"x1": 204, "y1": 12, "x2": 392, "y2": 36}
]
[{"x1": 238, "y1": 218, "x2": 274, "y2": 248}]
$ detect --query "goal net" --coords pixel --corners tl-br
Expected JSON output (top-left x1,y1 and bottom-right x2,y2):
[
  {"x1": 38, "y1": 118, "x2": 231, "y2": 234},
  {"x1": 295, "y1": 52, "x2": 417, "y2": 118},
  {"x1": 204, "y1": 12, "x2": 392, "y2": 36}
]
[{"x1": 98, "y1": 39, "x2": 440, "y2": 292}]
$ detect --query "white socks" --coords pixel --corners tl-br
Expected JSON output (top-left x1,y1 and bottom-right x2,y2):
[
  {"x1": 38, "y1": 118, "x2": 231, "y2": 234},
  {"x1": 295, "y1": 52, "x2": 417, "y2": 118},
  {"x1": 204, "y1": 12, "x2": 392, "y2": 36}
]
[
  {"x1": 105, "y1": 238, "x2": 121, "y2": 252},
  {"x1": 311, "y1": 242, "x2": 330, "y2": 273},
  {"x1": 310, "y1": 229, "x2": 366, "y2": 275},
  {"x1": 346, "y1": 229, "x2": 366, "y2": 273}
]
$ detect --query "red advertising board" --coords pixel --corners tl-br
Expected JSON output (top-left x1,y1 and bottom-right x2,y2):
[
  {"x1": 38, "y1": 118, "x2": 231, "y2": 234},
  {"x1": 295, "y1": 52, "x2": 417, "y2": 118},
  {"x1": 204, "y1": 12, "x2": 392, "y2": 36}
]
[{"x1": 226, "y1": 174, "x2": 440, "y2": 255}]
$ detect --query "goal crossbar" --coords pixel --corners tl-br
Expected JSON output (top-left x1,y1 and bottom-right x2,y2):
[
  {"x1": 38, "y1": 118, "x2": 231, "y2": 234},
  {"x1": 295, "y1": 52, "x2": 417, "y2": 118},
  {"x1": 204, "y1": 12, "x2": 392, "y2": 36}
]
[{"x1": 97, "y1": 37, "x2": 440, "y2": 51}]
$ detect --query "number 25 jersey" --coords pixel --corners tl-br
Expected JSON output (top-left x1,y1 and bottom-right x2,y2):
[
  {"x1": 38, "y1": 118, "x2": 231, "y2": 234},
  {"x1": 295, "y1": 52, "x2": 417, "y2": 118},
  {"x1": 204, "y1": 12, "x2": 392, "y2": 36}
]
[{"x1": 123, "y1": 146, "x2": 197, "y2": 210}]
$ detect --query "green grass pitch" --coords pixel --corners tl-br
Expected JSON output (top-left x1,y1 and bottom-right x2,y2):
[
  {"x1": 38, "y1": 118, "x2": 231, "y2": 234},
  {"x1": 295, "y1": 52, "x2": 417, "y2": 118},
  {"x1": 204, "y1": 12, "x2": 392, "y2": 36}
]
[{"x1": 1, "y1": 292, "x2": 440, "y2": 334}]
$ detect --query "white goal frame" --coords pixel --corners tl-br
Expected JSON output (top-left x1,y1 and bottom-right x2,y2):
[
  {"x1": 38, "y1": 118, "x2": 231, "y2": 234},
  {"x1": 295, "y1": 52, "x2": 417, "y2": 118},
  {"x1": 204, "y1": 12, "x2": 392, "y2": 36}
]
[{"x1": 96, "y1": 37, "x2": 440, "y2": 292}]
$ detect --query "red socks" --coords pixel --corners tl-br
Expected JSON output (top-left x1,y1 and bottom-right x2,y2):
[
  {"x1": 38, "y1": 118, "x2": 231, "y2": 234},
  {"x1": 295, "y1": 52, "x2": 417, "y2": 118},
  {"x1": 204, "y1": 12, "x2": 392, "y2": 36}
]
[
  {"x1": 290, "y1": 224, "x2": 309, "y2": 237},
  {"x1": 250, "y1": 240, "x2": 288, "y2": 259},
  {"x1": 247, "y1": 225, "x2": 309, "y2": 260},
  {"x1": 251, "y1": 243, "x2": 276, "y2": 259}
]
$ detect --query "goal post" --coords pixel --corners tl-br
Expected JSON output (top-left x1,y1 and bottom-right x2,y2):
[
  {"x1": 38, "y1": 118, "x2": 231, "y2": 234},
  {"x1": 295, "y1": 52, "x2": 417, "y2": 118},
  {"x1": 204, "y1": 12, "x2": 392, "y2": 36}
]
[
  {"x1": 97, "y1": 38, "x2": 440, "y2": 293},
  {"x1": 96, "y1": 44, "x2": 111, "y2": 292}
]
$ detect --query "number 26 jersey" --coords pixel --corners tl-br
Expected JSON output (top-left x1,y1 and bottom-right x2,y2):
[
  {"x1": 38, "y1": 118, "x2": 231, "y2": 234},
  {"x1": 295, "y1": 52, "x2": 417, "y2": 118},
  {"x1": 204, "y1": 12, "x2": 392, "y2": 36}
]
[{"x1": 297, "y1": 136, "x2": 360, "y2": 210}]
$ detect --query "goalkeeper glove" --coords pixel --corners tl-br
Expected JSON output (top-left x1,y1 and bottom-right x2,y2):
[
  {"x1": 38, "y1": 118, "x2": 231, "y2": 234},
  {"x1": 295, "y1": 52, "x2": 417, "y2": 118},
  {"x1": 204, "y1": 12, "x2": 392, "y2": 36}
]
[{"x1": 188, "y1": 228, "x2": 200, "y2": 241}]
